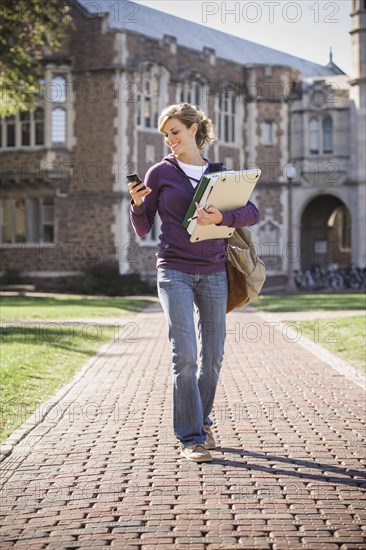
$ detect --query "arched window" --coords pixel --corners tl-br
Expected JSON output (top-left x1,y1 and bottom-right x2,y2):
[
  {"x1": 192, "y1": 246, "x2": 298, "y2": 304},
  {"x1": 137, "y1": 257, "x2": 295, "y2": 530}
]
[
  {"x1": 136, "y1": 65, "x2": 167, "y2": 129},
  {"x1": 218, "y1": 90, "x2": 236, "y2": 143},
  {"x1": 20, "y1": 112, "x2": 30, "y2": 146},
  {"x1": 0, "y1": 73, "x2": 69, "y2": 149},
  {"x1": 42, "y1": 197, "x2": 54, "y2": 242},
  {"x1": 50, "y1": 73, "x2": 69, "y2": 148},
  {"x1": 5, "y1": 116, "x2": 15, "y2": 147},
  {"x1": 309, "y1": 117, "x2": 319, "y2": 154},
  {"x1": 179, "y1": 81, "x2": 203, "y2": 107},
  {"x1": 50, "y1": 75, "x2": 66, "y2": 102},
  {"x1": 323, "y1": 116, "x2": 333, "y2": 154},
  {"x1": 262, "y1": 120, "x2": 274, "y2": 146},
  {"x1": 51, "y1": 108, "x2": 66, "y2": 146},
  {"x1": 34, "y1": 108, "x2": 44, "y2": 145}
]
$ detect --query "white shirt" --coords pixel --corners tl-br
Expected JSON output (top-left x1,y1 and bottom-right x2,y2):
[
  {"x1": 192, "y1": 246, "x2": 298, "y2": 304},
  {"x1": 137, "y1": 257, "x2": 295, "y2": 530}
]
[{"x1": 177, "y1": 160, "x2": 208, "y2": 188}]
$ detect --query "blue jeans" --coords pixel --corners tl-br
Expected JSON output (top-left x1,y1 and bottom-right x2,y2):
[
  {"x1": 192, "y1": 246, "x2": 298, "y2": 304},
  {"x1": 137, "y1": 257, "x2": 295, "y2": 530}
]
[{"x1": 157, "y1": 267, "x2": 228, "y2": 448}]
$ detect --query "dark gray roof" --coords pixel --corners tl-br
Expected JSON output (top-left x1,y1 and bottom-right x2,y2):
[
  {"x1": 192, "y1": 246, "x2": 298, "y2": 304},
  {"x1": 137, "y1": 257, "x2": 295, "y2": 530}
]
[
  {"x1": 77, "y1": 0, "x2": 340, "y2": 77},
  {"x1": 325, "y1": 48, "x2": 346, "y2": 75}
]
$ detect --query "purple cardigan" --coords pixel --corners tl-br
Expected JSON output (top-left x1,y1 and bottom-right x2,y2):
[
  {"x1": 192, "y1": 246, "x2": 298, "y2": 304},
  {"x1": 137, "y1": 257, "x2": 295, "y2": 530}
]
[{"x1": 130, "y1": 154, "x2": 260, "y2": 274}]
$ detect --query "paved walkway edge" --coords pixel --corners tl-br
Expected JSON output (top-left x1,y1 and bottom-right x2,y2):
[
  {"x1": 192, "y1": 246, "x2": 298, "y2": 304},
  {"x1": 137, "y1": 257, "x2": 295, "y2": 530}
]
[
  {"x1": 0, "y1": 336, "x2": 116, "y2": 464},
  {"x1": 0, "y1": 305, "x2": 161, "y2": 464},
  {"x1": 257, "y1": 311, "x2": 366, "y2": 390}
]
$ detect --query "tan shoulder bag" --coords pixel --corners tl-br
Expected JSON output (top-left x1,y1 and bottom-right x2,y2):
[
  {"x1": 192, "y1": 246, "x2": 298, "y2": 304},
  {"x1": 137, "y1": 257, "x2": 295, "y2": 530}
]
[{"x1": 226, "y1": 226, "x2": 266, "y2": 313}]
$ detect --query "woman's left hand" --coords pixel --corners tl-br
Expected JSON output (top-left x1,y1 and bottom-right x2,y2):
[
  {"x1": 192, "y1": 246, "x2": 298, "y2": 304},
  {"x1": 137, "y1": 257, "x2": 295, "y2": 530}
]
[{"x1": 195, "y1": 202, "x2": 223, "y2": 225}]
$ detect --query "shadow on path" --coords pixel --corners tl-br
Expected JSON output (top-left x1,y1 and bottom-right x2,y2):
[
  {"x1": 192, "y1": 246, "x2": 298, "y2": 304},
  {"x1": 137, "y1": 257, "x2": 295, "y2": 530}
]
[{"x1": 214, "y1": 447, "x2": 366, "y2": 488}]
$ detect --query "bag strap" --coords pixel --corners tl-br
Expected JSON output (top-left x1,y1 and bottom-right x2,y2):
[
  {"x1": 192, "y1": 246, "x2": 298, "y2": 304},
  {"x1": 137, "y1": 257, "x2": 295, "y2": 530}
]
[
  {"x1": 210, "y1": 161, "x2": 229, "y2": 249},
  {"x1": 207, "y1": 162, "x2": 225, "y2": 174}
]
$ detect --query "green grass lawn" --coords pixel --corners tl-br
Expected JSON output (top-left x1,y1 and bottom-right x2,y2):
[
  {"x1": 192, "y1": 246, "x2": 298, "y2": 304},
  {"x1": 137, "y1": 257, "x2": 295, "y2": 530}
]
[
  {"x1": 0, "y1": 295, "x2": 156, "y2": 443},
  {"x1": 253, "y1": 293, "x2": 366, "y2": 312},
  {"x1": 0, "y1": 324, "x2": 116, "y2": 442},
  {"x1": 298, "y1": 316, "x2": 366, "y2": 372},
  {"x1": 252, "y1": 294, "x2": 365, "y2": 371},
  {"x1": 0, "y1": 295, "x2": 158, "y2": 321}
]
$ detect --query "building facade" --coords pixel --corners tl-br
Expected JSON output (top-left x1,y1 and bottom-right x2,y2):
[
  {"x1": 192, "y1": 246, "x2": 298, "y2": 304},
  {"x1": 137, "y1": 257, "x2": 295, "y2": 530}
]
[{"x1": 0, "y1": 0, "x2": 365, "y2": 288}]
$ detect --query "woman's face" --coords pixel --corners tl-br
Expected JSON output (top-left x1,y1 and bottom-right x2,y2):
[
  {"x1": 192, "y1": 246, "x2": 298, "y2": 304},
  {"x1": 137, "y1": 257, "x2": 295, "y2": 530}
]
[{"x1": 162, "y1": 117, "x2": 198, "y2": 158}]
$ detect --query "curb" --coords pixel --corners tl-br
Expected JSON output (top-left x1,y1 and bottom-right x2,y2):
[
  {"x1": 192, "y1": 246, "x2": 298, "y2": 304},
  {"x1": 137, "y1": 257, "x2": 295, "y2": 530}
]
[
  {"x1": 0, "y1": 336, "x2": 116, "y2": 464},
  {"x1": 0, "y1": 304, "x2": 161, "y2": 464},
  {"x1": 256, "y1": 311, "x2": 366, "y2": 390}
]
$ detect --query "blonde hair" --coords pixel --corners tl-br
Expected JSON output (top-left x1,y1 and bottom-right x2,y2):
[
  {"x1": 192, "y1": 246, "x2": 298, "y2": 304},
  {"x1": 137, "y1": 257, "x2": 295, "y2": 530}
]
[{"x1": 158, "y1": 103, "x2": 216, "y2": 151}]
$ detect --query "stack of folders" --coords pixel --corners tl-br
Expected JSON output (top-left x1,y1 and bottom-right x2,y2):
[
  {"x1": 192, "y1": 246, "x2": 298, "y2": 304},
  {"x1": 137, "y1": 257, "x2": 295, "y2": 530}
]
[{"x1": 183, "y1": 169, "x2": 261, "y2": 243}]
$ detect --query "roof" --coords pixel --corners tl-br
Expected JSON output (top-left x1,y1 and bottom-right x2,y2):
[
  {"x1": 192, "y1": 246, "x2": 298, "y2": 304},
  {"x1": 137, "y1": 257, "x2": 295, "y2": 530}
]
[
  {"x1": 325, "y1": 48, "x2": 346, "y2": 75},
  {"x1": 76, "y1": 0, "x2": 342, "y2": 78}
]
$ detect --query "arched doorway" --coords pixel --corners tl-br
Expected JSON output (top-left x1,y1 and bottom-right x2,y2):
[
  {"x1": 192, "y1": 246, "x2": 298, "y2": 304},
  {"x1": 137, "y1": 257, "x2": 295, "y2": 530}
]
[{"x1": 301, "y1": 195, "x2": 351, "y2": 270}]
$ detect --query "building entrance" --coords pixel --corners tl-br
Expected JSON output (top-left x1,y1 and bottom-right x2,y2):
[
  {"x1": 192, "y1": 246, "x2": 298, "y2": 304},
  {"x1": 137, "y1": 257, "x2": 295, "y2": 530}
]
[{"x1": 300, "y1": 195, "x2": 351, "y2": 269}]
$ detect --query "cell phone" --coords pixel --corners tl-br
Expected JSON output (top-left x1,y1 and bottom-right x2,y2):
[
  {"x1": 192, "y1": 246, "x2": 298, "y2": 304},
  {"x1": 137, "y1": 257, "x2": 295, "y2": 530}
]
[{"x1": 126, "y1": 173, "x2": 146, "y2": 189}]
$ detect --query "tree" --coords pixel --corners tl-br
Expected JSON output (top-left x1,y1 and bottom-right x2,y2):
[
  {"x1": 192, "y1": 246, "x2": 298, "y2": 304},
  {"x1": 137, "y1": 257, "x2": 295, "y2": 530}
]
[{"x1": 0, "y1": 0, "x2": 72, "y2": 118}]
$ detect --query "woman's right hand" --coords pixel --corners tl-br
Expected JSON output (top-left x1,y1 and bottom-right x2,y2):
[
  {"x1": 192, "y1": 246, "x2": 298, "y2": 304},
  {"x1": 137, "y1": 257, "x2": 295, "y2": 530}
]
[{"x1": 128, "y1": 180, "x2": 152, "y2": 207}]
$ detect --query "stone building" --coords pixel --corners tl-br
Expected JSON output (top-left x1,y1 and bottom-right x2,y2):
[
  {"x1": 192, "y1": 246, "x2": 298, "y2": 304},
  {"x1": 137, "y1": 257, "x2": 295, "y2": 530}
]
[{"x1": 0, "y1": 0, "x2": 365, "y2": 289}]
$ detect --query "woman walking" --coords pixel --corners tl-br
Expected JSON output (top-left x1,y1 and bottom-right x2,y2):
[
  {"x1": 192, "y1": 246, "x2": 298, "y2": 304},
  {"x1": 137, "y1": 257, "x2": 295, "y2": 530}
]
[{"x1": 129, "y1": 103, "x2": 259, "y2": 462}]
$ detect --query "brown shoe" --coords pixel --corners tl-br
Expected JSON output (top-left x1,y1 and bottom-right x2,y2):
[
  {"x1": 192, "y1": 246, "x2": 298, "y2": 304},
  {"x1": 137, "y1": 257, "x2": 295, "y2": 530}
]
[{"x1": 204, "y1": 425, "x2": 216, "y2": 449}]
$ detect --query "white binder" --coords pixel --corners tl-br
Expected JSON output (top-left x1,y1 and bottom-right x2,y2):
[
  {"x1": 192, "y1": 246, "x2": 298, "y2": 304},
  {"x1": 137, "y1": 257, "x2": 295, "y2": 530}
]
[{"x1": 185, "y1": 169, "x2": 261, "y2": 243}]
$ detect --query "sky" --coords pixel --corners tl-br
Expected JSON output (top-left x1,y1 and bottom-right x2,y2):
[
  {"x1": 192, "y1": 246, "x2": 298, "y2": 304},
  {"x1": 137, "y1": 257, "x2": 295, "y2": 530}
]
[{"x1": 135, "y1": 0, "x2": 354, "y2": 76}]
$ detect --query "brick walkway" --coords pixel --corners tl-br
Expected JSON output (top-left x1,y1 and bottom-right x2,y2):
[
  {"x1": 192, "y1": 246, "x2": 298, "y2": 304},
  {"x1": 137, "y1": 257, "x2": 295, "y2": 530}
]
[{"x1": 1, "y1": 304, "x2": 365, "y2": 549}]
